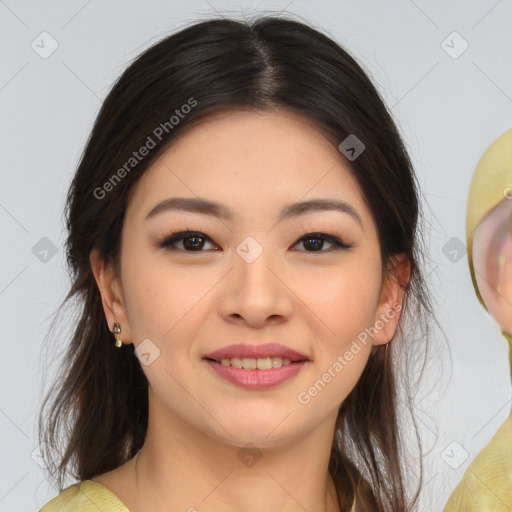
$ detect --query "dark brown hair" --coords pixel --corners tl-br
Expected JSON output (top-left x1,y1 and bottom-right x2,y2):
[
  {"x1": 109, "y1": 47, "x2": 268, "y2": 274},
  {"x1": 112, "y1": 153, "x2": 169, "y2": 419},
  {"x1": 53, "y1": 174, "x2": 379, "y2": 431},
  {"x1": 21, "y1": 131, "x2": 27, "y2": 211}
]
[{"x1": 39, "y1": 14, "x2": 435, "y2": 512}]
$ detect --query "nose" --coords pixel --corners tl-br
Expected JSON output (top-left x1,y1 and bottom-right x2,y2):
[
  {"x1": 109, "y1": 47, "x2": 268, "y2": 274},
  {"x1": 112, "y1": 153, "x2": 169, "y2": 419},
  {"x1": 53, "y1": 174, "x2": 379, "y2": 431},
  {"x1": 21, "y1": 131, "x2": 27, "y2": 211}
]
[{"x1": 217, "y1": 247, "x2": 294, "y2": 328}]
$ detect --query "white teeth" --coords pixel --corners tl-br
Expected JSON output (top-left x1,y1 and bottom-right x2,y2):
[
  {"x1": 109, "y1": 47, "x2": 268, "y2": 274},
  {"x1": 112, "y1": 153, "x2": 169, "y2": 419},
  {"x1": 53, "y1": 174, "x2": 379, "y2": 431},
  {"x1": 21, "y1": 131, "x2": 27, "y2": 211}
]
[{"x1": 219, "y1": 357, "x2": 293, "y2": 369}]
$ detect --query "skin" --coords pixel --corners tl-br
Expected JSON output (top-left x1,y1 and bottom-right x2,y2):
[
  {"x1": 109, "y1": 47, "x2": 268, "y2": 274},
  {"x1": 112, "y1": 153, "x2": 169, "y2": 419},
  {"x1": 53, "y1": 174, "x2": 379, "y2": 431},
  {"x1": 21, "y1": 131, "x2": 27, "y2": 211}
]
[
  {"x1": 472, "y1": 197, "x2": 512, "y2": 335},
  {"x1": 90, "y1": 109, "x2": 409, "y2": 512}
]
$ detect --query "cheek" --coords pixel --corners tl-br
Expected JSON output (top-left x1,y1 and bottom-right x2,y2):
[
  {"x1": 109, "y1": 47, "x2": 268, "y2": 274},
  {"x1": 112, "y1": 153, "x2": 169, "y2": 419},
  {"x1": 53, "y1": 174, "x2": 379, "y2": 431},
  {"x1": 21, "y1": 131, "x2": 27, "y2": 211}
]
[
  {"x1": 119, "y1": 251, "x2": 218, "y2": 394},
  {"x1": 292, "y1": 256, "x2": 381, "y2": 398},
  {"x1": 122, "y1": 256, "x2": 217, "y2": 342},
  {"x1": 293, "y1": 255, "x2": 382, "y2": 339}
]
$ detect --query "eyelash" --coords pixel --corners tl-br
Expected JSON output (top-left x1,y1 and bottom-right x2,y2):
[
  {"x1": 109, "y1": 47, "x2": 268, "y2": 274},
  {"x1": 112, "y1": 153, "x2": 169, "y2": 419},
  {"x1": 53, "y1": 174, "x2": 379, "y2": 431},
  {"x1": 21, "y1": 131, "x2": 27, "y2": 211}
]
[{"x1": 157, "y1": 228, "x2": 354, "y2": 253}]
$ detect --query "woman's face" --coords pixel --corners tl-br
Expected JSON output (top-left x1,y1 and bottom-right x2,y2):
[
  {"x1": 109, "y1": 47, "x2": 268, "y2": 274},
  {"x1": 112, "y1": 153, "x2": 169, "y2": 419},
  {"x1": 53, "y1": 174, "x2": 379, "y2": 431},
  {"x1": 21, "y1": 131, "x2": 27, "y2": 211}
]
[{"x1": 97, "y1": 109, "x2": 403, "y2": 447}]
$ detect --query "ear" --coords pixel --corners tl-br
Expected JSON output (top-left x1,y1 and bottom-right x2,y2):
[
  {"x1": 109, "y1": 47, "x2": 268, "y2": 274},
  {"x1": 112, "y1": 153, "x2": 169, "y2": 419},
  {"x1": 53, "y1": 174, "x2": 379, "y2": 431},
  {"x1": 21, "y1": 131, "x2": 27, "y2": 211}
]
[
  {"x1": 371, "y1": 254, "x2": 410, "y2": 346},
  {"x1": 90, "y1": 249, "x2": 133, "y2": 345}
]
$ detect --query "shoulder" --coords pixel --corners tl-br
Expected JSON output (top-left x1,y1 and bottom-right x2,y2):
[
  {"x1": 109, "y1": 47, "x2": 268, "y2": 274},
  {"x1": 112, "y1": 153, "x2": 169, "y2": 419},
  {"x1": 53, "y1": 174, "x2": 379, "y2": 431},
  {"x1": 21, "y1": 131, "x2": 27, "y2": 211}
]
[
  {"x1": 443, "y1": 413, "x2": 512, "y2": 511},
  {"x1": 39, "y1": 479, "x2": 130, "y2": 512}
]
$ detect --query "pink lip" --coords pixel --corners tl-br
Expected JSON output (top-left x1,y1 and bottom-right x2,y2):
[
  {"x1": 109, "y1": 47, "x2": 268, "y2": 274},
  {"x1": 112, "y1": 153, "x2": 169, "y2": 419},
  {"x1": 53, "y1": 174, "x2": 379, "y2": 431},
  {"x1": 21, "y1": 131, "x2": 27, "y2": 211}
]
[
  {"x1": 205, "y1": 360, "x2": 308, "y2": 389},
  {"x1": 203, "y1": 343, "x2": 310, "y2": 390},
  {"x1": 203, "y1": 343, "x2": 309, "y2": 362}
]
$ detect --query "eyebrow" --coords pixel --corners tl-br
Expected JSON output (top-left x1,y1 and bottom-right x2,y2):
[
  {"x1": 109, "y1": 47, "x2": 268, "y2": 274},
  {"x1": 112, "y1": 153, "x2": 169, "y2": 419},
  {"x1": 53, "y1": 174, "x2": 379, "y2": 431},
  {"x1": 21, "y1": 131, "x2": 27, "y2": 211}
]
[{"x1": 145, "y1": 197, "x2": 363, "y2": 227}]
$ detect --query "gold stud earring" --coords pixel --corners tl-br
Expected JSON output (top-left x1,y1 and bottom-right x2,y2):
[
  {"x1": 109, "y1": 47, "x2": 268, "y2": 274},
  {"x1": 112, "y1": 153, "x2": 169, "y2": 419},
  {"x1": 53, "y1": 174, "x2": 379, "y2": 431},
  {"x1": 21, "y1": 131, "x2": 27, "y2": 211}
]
[{"x1": 113, "y1": 322, "x2": 123, "y2": 348}]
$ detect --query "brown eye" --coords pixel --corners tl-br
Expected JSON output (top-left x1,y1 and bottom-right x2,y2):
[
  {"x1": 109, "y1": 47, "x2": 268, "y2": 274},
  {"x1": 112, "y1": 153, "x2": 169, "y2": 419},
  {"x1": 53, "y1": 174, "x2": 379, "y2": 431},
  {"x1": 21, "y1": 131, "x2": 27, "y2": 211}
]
[
  {"x1": 159, "y1": 231, "x2": 218, "y2": 251},
  {"x1": 292, "y1": 233, "x2": 353, "y2": 252}
]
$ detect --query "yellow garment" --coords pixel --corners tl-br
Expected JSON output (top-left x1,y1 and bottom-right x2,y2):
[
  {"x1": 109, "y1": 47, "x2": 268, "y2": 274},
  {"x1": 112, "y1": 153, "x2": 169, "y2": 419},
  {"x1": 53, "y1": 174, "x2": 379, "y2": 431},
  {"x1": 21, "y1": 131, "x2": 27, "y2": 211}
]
[
  {"x1": 466, "y1": 127, "x2": 512, "y2": 366},
  {"x1": 443, "y1": 413, "x2": 512, "y2": 511},
  {"x1": 444, "y1": 128, "x2": 512, "y2": 510},
  {"x1": 39, "y1": 479, "x2": 130, "y2": 512},
  {"x1": 466, "y1": 129, "x2": 512, "y2": 307},
  {"x1": 39, "y1": 479, "x2": 355, "y2": 511}
]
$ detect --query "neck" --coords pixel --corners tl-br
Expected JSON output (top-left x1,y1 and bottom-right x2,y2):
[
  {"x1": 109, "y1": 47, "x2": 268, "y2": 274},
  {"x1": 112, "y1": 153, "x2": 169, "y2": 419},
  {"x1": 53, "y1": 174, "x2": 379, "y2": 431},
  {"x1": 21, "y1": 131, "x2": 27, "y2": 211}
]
[{"x1": 130, "y1": 393, "x2": 342, "y2": 512}]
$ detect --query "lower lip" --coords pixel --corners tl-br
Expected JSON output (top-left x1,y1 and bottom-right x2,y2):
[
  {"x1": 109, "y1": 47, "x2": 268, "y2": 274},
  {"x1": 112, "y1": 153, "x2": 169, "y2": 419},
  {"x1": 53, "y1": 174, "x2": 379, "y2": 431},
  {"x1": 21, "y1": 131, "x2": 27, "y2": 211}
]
[{"x1": 204, "y1": 359, "x2": 307, "y2": 389}]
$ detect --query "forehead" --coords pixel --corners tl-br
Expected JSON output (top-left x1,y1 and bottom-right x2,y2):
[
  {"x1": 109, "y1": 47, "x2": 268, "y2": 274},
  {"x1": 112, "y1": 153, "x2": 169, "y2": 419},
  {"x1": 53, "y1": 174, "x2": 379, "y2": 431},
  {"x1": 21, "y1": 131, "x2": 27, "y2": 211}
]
[{"x1": 125, "y1": 109, "x2": 373, "y2": 226}]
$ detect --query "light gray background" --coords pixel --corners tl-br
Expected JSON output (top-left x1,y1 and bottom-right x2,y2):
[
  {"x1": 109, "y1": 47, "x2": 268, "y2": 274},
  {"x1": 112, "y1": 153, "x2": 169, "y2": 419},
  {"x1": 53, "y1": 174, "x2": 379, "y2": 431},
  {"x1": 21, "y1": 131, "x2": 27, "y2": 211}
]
[{"x1": 1, "y1": 1, "x2": 511, "y2": 511}]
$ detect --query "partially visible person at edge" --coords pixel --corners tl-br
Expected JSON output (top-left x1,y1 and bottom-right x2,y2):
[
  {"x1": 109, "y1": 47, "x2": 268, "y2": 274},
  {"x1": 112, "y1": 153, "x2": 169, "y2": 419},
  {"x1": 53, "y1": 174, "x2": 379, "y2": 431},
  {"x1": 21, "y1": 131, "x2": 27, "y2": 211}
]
[
  {"x1": 444, "y1": 128, "x2": 512, "y2": 511},
  {"x1": 38, "y1": 14, "x2": 437, "y2": 512}
]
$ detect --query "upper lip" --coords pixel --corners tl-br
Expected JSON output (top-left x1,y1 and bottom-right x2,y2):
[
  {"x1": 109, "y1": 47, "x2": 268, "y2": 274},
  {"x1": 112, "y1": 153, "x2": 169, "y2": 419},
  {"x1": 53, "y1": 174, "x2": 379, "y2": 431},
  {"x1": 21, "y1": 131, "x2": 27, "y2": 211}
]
[{"x1": 203, "y1": 343, "x2": 309, "y2": 362}]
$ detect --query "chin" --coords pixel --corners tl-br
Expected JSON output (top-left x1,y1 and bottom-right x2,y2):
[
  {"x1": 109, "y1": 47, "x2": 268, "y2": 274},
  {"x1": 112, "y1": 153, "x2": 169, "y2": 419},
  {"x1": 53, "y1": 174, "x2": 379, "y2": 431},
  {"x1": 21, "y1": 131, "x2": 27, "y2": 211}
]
[{"x1": 210, "y1": 413, "x2": 298, "y2": 445}]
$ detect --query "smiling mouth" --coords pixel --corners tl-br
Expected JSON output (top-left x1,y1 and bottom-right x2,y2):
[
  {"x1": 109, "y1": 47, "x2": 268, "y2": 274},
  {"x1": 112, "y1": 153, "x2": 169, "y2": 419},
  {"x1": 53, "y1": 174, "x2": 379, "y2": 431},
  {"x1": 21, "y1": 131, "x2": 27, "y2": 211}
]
[{"x1": 205, "y1": 356, "x2": 308, "y2": 370}]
